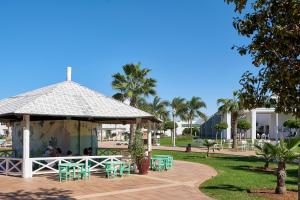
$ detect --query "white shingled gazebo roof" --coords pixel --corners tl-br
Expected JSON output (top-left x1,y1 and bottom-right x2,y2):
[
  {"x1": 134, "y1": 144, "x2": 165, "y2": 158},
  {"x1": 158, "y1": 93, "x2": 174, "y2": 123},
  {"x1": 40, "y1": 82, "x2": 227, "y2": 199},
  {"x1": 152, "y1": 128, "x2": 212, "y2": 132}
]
[{"x1": 0, "y1": 67, "x2": 157, "y2": 123}]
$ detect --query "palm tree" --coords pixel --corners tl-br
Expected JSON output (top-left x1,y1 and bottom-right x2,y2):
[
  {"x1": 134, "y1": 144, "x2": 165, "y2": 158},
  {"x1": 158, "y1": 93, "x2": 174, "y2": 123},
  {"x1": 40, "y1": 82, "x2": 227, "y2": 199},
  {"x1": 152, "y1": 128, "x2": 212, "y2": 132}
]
[
  {"x1": 170, "y1": 97, "x2": 186, "y2": 146},
  {"x1": 255, "y1": 143, "x2": 273, "y2": 170},
  {"x1": 265, "y1": 139, "x2": 300, "y2": 194},
  {"x1": 112, "y1": 63, "x2": 157, "y2": 146},
  {"x1": 217, "y1": 92, "x2": 243, "y2": 149},
  {"x1": 186, "y1": 96, "x2": 207, "y2": 136},
  {"x1": 146, "y1": 96, "x2": 169, "y2": 120},
  {"x1": 144, "y1": 96, "x2": 169, "y2": 143},
  {"x1": 203, "y1": 139, "x2": 217, "y2": 157}
]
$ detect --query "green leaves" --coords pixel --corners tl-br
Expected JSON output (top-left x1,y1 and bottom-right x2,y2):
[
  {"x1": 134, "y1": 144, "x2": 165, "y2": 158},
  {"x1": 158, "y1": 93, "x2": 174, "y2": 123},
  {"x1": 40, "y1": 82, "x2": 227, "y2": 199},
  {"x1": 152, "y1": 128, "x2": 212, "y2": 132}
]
[
  {"x1": 112, "y1": 63, "x2": 157, "y2": 107},
  {"x1": 186, "y1": 96, "x2": 207, "y2": 122},
  {"x1": 237, "y1": 119, "x2": 251, "y2": 131},
  {"x1": 203, "y1": 139, "x2": 217, "y2": 148},
  {"x1": 129, "y1": 131, "x2": 145, "y2": 164},
  {"x1": 217, "y1": 91, "x2": 243, "y2": 115},
  {"x1": 283, "y1": 119, "x2": 300, "y2": 129},
  {"x1": 214, "y1": 122, "x2": 228, "y2": 131},
  {"x1": 226, "y1": 0, "x2": 300, "y2": 117},
  {"x1": 261, "y1": 139, "x2": 300, "y2": 163}
]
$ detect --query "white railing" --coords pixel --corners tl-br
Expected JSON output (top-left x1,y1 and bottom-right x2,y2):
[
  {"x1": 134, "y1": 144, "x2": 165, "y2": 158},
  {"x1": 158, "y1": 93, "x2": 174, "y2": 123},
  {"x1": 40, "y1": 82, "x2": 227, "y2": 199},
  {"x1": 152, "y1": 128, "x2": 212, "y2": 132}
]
[
  {"x1": 0, "y1": 157, "x2": 23, "y2": 176},
  {"x1": 31, "y1": 155, "x2": 122, "y2": 176}
]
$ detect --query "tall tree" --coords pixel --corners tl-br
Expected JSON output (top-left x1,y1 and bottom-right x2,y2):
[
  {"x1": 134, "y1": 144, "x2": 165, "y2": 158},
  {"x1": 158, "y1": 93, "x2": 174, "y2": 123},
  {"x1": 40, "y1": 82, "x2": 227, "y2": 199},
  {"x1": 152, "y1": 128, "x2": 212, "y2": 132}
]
[
  {"x1": 112, "y1": 63, "x2": 157, "y2": 146},
  {"x1": 225, "y1": 0, "x2": 300, "y2": 195},
  {"x1": 186, "y1": 96, "x2": 207, "y2": 136},
  {"x1": 143, "y1": 96, "x2": 169, "y2": 142},
  {"x1": 145, "y1": 96, "x2": 169, "y2": 120},
  {"x1": 225, "y1": 0, "x2": 300, "y2": 117},
  {"x1": 170, "y1": 97, "x2": 186, "y2": 146},
  {"x1": 217, "y1": 92, "x2": 243, "y2": 149}
]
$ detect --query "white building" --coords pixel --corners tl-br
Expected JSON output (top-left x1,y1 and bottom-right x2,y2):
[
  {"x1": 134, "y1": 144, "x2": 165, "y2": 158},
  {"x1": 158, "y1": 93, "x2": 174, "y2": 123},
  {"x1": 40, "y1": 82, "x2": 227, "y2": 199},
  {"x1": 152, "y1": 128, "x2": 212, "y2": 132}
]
[
  {"x1": 98, "y1": 124, "x2": 130, "y2": 141},
  {"x1": 201, "y1": 107, "x2": 296, "y2": 141},
  {"x1": 164, "y1": 119, "x2": 204, "y2": 136},
  {"x1": 0, "y1": 123, "x2": 8, "y2": 136}
]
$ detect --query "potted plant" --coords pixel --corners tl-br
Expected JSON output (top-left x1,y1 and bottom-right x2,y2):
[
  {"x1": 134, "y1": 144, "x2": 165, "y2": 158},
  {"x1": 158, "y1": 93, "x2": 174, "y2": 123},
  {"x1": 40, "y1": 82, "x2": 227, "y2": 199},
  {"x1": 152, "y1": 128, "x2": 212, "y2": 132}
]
[{"x1": 129, "y1": 130, "x2": 149, "y2": 174}]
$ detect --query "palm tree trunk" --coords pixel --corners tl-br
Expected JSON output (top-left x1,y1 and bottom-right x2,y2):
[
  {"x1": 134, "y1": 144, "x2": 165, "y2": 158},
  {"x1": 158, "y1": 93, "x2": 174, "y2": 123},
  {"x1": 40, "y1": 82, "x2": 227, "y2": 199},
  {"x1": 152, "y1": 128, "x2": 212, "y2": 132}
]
[
  {"x1": 153, "y1": 123, "x2": 157, "y2": 145},
  {"x1": 129, "y1": 124, "x2": 136, "y2": 148},
  {"x1": 276, "y1": 161, "x2": 287, "y2": 194},
  {"x1": 190, "y1": 119, "x2": 193, "y2": 135},
  {"x1": 232, "y1": 114, "x2": 238, "y2": 150},
  {"x1": 264, "y1": 160, "x2": 269, "y2": 170},
  {"x1": 298, "y1": 159, "x2": 300, "y2": 200},
  {"x1": 173, "y1": 114, "x2": 176, "y2": 147},
  {"x1": 207, "y1": 147, "x2": 209, "y2": 157}
]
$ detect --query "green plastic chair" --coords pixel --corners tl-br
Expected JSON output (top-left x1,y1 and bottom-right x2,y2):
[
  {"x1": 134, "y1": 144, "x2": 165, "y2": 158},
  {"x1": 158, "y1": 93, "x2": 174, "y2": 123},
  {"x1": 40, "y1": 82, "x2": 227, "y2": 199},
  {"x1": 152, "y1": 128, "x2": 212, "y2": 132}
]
[
  {"x1": 59, "y1": 165, "x2": 70, "y2": 182},
  {"x1": 79, "y1": 164, "x2": 91, "y2": 180},
  {"x1": 119, "y1": 162, "x2": 131, "y2": 177},
  {"x1": 153, "y1": 156, "x2": 173, "y2": 170},
  {"x1": 152, "y1": 159, "x2": 165, "y2": 171},
  {"x1": 166, "y1": 156, "x2": 173, "y2": 169},
  {"x1": 105, "y1": 162, "x2": 117, "y2": 178}
]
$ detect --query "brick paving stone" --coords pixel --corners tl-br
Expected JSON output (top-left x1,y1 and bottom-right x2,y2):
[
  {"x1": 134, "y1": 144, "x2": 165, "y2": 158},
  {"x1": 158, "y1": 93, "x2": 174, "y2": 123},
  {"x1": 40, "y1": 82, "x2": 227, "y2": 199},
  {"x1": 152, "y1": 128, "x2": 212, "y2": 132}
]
[{"x1": 0, "y1": 160, "x2": 217, "y2": 200}]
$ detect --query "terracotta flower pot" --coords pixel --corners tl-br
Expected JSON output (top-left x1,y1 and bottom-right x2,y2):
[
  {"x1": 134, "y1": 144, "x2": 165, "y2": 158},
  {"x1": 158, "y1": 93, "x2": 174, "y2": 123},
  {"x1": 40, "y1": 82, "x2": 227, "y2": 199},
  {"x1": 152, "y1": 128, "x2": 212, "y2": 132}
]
[{"x1": 137, "y1": 156, "x2": 150, "y2": 175}]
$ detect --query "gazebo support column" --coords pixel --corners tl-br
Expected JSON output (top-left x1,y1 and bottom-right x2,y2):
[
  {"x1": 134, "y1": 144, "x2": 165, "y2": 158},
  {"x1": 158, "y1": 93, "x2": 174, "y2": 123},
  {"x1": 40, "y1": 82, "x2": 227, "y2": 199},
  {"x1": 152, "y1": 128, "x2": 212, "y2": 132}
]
[
  {"x1": 147, "y1": 121, "x2": 152, "y2": 155},
  {"x1": 22, "y1": 115, "x2": 32, "y2": 178},
  {"x1": 250, "y1": 109, "x2": 257, "y2": 143}
]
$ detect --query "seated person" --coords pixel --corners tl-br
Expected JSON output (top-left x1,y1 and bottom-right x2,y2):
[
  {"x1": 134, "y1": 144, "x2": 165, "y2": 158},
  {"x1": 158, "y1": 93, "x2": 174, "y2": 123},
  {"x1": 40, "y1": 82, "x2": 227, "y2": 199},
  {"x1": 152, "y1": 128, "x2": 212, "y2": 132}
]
[
  {"x1": 88, "y1": 147, "x2": 93, "y2": 156},
  {"x1": 66, "y1": 150, "x2": 73, "y2": 156},
  {"x1": 55, "y1": 148, "x2": 62, "y2": 157},
  {"x1": 83, "y1": 148, "x2": 89, "y2": 156}
]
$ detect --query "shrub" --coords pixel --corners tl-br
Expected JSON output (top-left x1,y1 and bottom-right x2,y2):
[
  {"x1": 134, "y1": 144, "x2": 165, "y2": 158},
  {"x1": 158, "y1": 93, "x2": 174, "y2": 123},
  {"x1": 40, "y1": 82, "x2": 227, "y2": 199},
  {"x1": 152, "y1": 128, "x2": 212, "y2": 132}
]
[
  {"x1": 283, "y1": 119, "x2": 300, "y2": 129},
  {"x1": 214, "y1": 122, "x2": 228, "y2": 131},
  {"x1": 237, "y1": 119, "x2": 251, "y2": 132},
  {"x1": 182, "y1": 127, "x2": 199, "y2": 136},
  {"x1": 163, "y1": 121, "x2": 178, "y2": 131},
  {"x1": 203, "y1": 139, "x2": 216, "y2": 157},
  {"x1": 129, "y1": 131, "x2": 145, "y2": 165}
]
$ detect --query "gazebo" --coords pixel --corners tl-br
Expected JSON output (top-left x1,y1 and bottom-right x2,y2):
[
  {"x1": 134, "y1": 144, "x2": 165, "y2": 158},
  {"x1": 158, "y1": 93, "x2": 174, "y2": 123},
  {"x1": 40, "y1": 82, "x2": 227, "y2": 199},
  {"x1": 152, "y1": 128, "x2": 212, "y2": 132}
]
[{"x1": 0, "y1": 67, "x2": 158, "y2": 178}]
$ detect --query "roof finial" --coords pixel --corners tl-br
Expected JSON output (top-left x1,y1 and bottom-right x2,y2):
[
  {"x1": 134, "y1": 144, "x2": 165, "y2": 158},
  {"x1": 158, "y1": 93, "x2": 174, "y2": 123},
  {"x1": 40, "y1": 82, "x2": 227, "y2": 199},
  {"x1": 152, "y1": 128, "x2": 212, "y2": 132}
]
[{"x1": 66, "y1": 66, "x2": 72, "y2": 81}]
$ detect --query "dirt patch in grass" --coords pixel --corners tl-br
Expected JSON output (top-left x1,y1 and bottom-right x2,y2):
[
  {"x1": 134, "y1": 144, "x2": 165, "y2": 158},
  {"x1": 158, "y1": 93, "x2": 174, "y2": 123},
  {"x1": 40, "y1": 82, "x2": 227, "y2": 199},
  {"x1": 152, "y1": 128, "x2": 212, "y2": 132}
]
[{"x1": 248, "y1": 189, "x2": 297, "y2": 200}]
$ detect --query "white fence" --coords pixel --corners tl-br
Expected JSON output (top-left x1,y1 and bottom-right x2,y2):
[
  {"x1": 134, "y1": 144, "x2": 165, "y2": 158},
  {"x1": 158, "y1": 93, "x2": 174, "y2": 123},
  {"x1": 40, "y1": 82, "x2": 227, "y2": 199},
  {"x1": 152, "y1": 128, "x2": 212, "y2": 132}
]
[
  {"x1": 0, "y1": 157, "x2": 23, "y2": 176},
  {"x1": 31, "y1": 155, "x2": 122, "y2": 176}
]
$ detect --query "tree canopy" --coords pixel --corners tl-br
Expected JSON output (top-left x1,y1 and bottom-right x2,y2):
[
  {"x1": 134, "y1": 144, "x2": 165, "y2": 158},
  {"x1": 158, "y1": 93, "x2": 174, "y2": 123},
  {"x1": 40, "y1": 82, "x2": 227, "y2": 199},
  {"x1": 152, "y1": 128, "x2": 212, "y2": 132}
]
[
  {"x1": 283, "y1": 119, "x2": 300, "y2": 129},
  {"x1": 226, "y1": 0, "x2": 300, "y2": 117},
  {"x1": 237, "y1": 119, "x2": 251, "y2": 132},
  {"x1": 214, "y1": 122, "x2": 228, "y2": 131},
  {"x1": 112, "y1": 63, "x2": 157, "y2": 107},
  {"x1": 163, "y1": 121, "x2": 178, "y2": 131}
]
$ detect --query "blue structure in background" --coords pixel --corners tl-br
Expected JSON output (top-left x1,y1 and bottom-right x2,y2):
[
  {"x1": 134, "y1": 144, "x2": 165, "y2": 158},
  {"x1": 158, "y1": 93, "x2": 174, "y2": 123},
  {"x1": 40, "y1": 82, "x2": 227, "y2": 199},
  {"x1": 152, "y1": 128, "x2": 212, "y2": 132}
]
[{"x1": 199, "y1": 114, "x2": 222, "y2": 139}]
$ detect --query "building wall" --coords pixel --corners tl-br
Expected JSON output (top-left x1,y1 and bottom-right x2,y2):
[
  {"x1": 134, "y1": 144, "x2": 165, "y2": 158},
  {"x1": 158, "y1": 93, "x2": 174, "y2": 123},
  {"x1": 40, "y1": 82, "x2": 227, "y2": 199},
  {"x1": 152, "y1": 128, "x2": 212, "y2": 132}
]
[
  {"x1": 200, "y1": 109, "x2": 295, "y2": 140},
  {"x1": 199, "y1": 114, "x2": 221, "y2": 139},
  {"x1": 164, "y1": 119, "x2": 203, "y2": 137},
  {"x1": 12, "y1": 120, "x2": 98, "y2": 157},
  {"x1": 0, "y1": 123, "x2": 8, "y2": 135}
]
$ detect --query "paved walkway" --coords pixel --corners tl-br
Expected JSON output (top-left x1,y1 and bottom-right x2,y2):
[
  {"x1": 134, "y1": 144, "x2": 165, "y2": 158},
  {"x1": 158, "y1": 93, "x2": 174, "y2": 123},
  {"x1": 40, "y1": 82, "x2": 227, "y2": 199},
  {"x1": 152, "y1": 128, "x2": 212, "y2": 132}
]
[
  {"x1": 153, "y1": 146, "x2": 256, "y2": 156},
  {"x1": 100, "y1": 141, "x2": 256, "y2": 157},
  {"x1": 0, "y1": 160, "x2": 217, "y2": 200}
]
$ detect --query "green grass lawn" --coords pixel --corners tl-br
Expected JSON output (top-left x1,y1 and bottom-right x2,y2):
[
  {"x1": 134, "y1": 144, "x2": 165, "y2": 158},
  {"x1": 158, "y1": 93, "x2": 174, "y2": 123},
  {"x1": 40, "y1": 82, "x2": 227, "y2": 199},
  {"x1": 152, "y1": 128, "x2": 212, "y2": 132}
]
[
  {"x1": 160, "y1": 136, "x2": 193, "y2": 147},
  {"x1": 153, "y1": 150, "x2": 298, "y2": 200}
]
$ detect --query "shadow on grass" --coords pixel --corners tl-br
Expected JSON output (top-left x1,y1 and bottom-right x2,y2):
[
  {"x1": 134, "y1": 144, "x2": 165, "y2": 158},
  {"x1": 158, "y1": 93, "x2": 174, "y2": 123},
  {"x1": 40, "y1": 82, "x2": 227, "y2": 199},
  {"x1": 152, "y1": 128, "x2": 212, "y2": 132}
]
[
  {"x1": 212, "y1": 155, "x2": 259, "y2": 162},
  {"x1": 0, "y1": 188, "x2": 75, "y2": 200},
  {"x1": 202, "y1": 184, "x2": 246, "y2": 192},
  {"x1": 229, "y1": 165, "x2": 276, "y2": 175}
]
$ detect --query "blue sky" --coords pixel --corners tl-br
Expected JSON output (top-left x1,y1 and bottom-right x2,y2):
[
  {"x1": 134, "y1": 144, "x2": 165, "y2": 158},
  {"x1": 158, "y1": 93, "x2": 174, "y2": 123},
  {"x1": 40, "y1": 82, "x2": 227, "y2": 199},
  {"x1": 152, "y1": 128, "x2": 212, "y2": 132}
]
[{"x1": 0, "y1": 0, "x2": 253, "y2": 116}]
